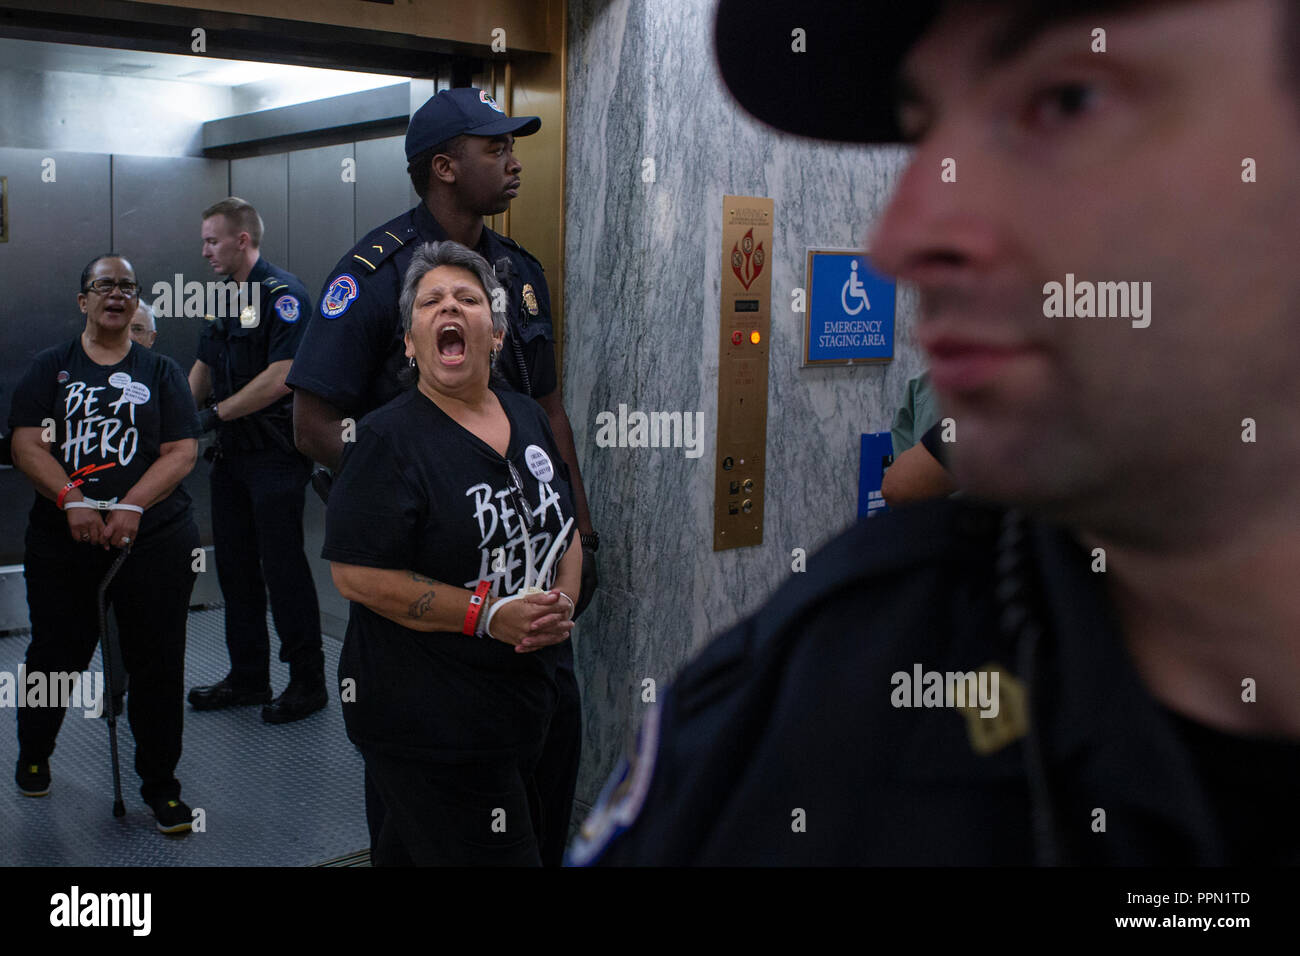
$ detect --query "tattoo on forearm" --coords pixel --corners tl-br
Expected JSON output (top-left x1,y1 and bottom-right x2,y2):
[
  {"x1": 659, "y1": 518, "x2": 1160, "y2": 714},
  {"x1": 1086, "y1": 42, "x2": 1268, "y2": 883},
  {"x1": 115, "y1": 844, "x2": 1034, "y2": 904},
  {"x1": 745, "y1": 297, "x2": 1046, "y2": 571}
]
[
  {"x1": 410, "y1": 572, "x2": 436, "y2": 584},
  {"x1": 408, "y1": 588, "x2": 436, "y2": 619}
]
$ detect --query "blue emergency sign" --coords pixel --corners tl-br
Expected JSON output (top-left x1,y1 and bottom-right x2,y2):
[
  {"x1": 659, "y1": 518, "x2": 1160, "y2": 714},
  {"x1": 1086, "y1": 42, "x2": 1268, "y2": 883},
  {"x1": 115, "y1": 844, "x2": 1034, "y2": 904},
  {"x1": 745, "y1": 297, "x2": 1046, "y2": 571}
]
[{"x1": 805, "y1": 250, "x2": 896, "y2": 365}]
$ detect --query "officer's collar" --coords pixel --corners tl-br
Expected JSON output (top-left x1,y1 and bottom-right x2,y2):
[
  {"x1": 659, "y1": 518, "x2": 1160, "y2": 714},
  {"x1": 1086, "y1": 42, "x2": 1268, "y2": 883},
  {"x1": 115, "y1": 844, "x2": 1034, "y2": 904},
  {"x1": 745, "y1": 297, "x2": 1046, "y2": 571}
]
[
  {"x1": 413, "y1": 202, "x2": 498, "y2": 259},
  {"x1": 225, "y1": 255, "x2": 267, "y2": 285}
]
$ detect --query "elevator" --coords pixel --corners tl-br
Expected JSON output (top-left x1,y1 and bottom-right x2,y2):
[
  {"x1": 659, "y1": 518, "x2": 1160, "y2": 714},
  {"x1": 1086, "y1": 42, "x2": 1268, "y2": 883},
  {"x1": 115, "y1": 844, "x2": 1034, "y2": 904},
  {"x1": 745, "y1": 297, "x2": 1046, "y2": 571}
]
[{"x1": 0, "y1": 0, "x2": 566, "y2": 865}]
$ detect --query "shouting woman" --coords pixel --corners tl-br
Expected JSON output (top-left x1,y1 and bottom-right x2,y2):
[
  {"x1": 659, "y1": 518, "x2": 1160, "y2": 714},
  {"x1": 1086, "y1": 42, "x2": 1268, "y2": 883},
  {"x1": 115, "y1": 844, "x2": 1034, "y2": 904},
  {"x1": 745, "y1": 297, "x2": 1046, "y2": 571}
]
[{"x1": 324, "y1": 241, "x2": 581, "y2": 866}]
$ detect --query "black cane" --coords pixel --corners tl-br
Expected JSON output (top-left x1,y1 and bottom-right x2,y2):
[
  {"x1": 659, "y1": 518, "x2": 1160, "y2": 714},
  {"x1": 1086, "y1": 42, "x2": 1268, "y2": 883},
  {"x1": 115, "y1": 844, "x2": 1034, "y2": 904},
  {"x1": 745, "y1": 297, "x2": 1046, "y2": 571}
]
[{"x1": 97, "y1": 546, "x2": 131, "y2": 818}]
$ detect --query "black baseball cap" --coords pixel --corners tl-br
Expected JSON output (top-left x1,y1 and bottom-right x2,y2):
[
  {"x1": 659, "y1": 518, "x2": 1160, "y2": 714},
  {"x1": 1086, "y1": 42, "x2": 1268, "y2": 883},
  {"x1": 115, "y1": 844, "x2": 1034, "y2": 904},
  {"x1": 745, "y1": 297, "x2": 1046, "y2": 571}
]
[
  {"x1": 405, "y1": 87, "x2": 542, "y2": 161},
  {"x1": 714, "y1": 0, "x2": 943, "y2": 144}
]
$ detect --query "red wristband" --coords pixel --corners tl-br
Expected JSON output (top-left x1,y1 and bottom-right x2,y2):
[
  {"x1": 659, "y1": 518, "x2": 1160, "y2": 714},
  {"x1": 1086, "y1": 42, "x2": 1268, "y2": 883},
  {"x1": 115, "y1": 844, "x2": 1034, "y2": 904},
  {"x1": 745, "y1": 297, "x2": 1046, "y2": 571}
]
[
  {"x1": 56, "y1": 480, "x2": 83, "y2": 510},
  {"x1": 462, "y1": 580, "x2": 493, "y2": 635}
]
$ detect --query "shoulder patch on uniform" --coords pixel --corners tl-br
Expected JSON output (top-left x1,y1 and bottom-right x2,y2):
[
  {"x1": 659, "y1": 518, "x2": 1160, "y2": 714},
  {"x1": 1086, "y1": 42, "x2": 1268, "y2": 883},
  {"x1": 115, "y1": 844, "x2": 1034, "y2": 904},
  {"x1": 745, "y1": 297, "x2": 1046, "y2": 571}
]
[
  {"x1": 274, "y1": 294, "x2": 301, "y2": 323},
  {"x1": 348, "y1": 221, "x2": 418, "y2": 274},
  {"x1": 321, "y1": 274, "x2": 359, "y2": 319},
  {"x1": 565, "y1": 703, "x2": 660, "y2": 866}
]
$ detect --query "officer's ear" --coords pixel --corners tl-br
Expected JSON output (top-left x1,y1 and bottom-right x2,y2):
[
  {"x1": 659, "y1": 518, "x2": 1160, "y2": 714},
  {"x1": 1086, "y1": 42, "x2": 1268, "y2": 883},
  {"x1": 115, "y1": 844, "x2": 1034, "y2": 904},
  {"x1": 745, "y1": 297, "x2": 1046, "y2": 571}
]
[{"x1": 430, "y1": 152, "x2": 458, "y2": 186}]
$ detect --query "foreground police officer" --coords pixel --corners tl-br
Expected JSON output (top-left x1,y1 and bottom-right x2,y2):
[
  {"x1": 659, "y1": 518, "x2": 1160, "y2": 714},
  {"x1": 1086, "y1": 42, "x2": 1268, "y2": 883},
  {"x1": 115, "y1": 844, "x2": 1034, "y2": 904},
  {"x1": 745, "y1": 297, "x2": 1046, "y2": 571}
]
[
  {"x1": 188, "y1": 197, "x2": 325, "y2": 723},
  {"x1": 288, "y1": 88, "x2": 592, "y2": 865},
  {"x1": 574, "y1": 0, "x2": 1300, "y2": 865}
]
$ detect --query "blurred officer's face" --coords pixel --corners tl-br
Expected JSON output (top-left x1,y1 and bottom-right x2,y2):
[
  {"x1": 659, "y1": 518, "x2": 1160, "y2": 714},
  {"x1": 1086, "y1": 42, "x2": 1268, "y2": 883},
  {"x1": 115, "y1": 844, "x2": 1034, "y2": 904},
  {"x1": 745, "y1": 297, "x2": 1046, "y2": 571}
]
[
  {"x1": 77, "y1": 257, "x2": 139, "y2": 336},
  {"x1": 129, "y1": 304, "x2": 157, "y2": 349},
  {"x1": 454, "y1": 134, "x2": 523, "y2": 216},
  {"x1": 201, "y1": 215, "x2": 248, "y2": 276},
  {"x1": 404, "y1": 264, "x2": 504, "y2": 397},
  {"x1": 867, "y1": 0, "x2": 1300, "y2": 537}
]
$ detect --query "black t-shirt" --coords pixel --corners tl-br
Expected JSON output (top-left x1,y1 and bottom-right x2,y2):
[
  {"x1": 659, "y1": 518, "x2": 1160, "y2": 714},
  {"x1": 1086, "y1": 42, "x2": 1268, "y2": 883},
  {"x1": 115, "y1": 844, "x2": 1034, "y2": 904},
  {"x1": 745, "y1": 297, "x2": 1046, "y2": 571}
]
[
  {"x1": 1162, "y1": 706, "x2": 1300, "y2": 865},
  {"x1": 286, "y1": 202, "x2": 556, "y2": 420},
  {"x1": 8, "y1": 337, "x2": 198, "y2": 540},
  {"x1": 322, "y1": 385, "x2": 575, "y2": 761}
]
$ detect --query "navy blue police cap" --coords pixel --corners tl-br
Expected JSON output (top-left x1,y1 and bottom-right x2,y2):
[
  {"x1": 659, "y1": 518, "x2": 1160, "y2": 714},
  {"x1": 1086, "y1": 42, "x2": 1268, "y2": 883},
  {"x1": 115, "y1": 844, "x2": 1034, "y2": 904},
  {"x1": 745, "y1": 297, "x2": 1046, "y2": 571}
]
[
  {"x1": 405, "y1": 87, "x2": 542, "y2": 161},
  {"x1": 715, "y1": 0, "x2": 1167, "y2": 143},
  {"x1": 714, "y1": 0, "x2": 943, "y2": 144}
]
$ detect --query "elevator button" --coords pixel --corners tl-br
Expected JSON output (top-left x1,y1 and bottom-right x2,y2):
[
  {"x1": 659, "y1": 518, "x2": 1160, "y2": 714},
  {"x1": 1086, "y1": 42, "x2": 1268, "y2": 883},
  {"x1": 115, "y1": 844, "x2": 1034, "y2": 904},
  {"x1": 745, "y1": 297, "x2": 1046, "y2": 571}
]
[
  {"x1": 742, "y1": 499, "x2": 753, "y2": 514},
  {"x1": 731, "y1": 330, "x2": 742, "y2": 345},
  {"x1": 729, "y1": 480, "x2": 740, "y2": 494},
  {"x1": 728, "y1": 502, "x2": 738, "y2": 515},
  {"x1": 742, "y1": 479, "x2": 754, "y2": 493},
  {"x1": 722, "y1": 457, "x2": 734, "y2": 471}
]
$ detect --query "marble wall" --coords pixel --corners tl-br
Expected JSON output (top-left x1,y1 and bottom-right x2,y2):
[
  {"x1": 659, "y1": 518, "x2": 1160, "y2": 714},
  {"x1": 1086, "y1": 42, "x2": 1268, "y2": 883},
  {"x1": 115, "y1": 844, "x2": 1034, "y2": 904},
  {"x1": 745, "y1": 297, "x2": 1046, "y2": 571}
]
[{"x1": 563, "y1": 0, "x2": 926, "y2": 810}]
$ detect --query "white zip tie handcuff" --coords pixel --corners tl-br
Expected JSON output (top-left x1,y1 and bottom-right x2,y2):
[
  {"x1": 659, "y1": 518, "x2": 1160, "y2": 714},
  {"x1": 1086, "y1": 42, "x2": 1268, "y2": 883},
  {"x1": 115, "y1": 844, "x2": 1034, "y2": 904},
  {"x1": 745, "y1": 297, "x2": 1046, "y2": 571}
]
[
  {"x1": 64, "y1": 497, "x2": 144, "y2": 515},
  {"x1": 484, "y1": 515, "x2": 575, "y2": 640},
  {"x1": 65, "y1": 497, "x2": 144, "y2": 546}
]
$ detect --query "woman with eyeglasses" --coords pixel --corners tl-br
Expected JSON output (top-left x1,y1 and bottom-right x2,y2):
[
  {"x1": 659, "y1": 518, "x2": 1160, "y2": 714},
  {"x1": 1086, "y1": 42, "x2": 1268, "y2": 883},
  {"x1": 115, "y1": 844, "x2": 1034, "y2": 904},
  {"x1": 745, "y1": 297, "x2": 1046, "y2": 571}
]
[
  {"x1": 7, "y1": 253, "x2": 201, "y2": 833},
  {"x1": 324, "y1": 240, "x2": 581, "y2": 866}
]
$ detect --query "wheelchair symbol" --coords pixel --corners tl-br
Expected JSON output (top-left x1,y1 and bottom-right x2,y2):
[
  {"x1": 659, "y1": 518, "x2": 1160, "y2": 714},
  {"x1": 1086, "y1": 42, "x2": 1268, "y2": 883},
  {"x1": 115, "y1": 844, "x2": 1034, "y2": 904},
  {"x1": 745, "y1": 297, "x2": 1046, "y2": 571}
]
[{"x1": 841, "y1": 260, "x2": 871, "y2": 315}]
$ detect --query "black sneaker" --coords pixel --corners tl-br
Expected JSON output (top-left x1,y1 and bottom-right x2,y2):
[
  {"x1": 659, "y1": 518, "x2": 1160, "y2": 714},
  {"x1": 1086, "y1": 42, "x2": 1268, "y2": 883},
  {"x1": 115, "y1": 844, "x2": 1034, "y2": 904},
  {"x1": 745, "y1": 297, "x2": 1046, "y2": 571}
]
[
  {"x1": 149, "y1": 796, "x2": 193, "y2": 834},
  {"x1": 15, "y1": 759, "x2": 50, "y2": 797},
  {"x1": 262, "y1": 680, "x2": 328, "y2": 724},
  {"x1": 188, "y1": 676, "x2": 272, "y2": 711}
]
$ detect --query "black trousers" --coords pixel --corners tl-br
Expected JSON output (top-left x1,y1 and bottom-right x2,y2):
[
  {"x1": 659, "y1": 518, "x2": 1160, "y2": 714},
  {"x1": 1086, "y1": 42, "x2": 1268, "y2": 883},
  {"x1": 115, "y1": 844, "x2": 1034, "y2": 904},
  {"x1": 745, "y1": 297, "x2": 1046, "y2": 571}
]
[
  {"x1": 362, "y1": 745, "x2": 547, "y2": 866},
  {"x1": 209, "y1": 447, "x2": 322, "y2": 687},
  {"x1": 18, "y1": 517, "x2": 198, "y2": 804},
  {"x1": 536, "y1": 644, "x2": 582, "y2": 865},
  {"x1": 362, "y1": 645, "x2": 583, "y2": 866}
]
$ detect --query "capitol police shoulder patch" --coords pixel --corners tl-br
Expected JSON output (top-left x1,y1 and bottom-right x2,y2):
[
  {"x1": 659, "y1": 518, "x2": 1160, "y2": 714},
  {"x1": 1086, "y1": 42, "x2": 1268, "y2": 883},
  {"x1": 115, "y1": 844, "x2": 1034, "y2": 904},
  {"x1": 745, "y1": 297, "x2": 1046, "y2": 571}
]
[
  {"x1": 274, "y1": 294, "x2": 300, "y2": 323},
  {"x1": 321, "y1": 274, "x2": 359, "y2": 319},
  {"x1": 565, "y1": 702, "x2": 660, "y2": 866}
]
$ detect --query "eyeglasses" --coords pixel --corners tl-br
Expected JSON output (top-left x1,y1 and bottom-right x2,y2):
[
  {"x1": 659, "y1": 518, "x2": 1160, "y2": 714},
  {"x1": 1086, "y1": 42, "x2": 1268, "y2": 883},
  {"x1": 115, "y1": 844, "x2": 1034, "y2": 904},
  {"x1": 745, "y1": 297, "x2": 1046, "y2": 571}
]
[
  {"x1": 506, "y1": 460, "x2": 535, "y2": 532},
  {"x1": 85, "y1": 278, "x2": 140, "y2": 296}
]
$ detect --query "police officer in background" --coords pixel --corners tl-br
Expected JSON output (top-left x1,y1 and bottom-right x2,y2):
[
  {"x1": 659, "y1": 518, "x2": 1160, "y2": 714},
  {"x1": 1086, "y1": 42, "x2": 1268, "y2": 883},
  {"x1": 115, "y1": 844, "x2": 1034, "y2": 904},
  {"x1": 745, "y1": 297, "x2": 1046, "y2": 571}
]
[
  {"x1": 288, "y1": 88, "x2": 594, "y2": 865},
  {"x1": 187, "y1": 197, "x2": 326, "y2": 723}
]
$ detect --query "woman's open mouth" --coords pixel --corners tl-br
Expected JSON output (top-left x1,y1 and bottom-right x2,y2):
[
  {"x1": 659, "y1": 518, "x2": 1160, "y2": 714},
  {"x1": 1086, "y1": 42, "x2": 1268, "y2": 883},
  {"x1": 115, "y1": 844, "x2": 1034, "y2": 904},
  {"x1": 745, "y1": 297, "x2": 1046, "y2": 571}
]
[{"x1": 437, "y1": 323, "x2": 467, "y2": 366}]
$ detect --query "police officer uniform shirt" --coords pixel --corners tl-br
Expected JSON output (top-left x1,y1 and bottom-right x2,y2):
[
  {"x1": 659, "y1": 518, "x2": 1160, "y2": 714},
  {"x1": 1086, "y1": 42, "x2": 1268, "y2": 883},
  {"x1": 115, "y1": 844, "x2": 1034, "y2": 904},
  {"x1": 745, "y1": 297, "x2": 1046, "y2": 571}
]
[
  {"x1": 196, "y1": 256, "x2": 311, "y2": 453},
  {"x1": 322, "y1": 385, "x2": 575, "y2": 759},
  {"x1": 9, "y1": 339, "x2": 198, "y2": 540},
  {"x1": 286, "y1": 201, "x2": 556, "y2": 419},
  {"x1": 570, "y1": 498, "x2": 1300, "y2": 866}
]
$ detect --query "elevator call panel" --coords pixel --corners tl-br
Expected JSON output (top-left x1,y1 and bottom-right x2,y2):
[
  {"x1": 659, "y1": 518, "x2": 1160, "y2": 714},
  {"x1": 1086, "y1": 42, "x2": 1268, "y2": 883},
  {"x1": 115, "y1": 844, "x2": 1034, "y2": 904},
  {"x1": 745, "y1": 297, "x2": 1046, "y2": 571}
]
[{"x1": 714, "y1": 195, "x2": 773, "y2": 551}]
